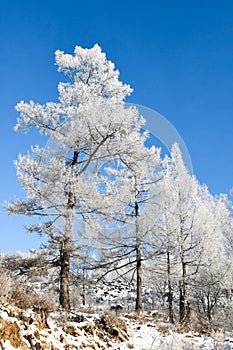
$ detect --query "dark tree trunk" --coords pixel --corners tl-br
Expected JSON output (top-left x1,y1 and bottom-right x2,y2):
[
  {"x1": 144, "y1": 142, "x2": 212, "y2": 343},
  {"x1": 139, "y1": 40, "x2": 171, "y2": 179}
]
[
  {"x1": 59, "y1": 146, "x2": 79, "y2": 311},
  {"x1": 134, "y1": 181, "x2": 142, "y2": 314},
  {"x1": 179, "y1": 280, "x2": 185, "y2": 322},
  {"x1": 179, "y1": 258, "x2": 189, "y2": 323},
  {"x1": 167, "y1": 251, "x2": 174, "y2": 323},
  {"x1": 207, "y1": 293, "x2": 211, "y2": 321},
  {"x1": 59, "y1": 237, "x2": 71, "y2": 311},
  {"x1": 82, "y1": 268, "x2": 86, "y2": 306},
  {"x1": 135, "y1": 244, "x2": 142, "y2": 313}
]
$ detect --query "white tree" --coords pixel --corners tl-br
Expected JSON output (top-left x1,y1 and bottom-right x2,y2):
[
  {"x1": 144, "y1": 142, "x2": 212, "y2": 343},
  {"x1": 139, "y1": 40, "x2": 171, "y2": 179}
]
[
  {"x1": 144, "y1": 144, "x2": 233, "y2": 325},
  {"x1": 146, "y1": 143, "x2": 204, "y2": 322},
  {"x1": 93, "y1": 143, "x2": 161, "y2": 313},
  {"x1": 193, "y1": 189, "x2": 233, "y2": 321},
  {"x1": 6, "y1": 44, "x2": 147, "y2": 310}
]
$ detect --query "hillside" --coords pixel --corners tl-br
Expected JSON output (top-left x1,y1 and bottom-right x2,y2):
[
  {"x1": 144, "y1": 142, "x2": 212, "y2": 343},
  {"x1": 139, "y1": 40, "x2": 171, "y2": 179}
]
[
  {"x1": 0, "y1": 299, "x2": 231, "y2": 350},
  {"x1": 0, "y1": 251, "x2": 233, "y2": 349}
]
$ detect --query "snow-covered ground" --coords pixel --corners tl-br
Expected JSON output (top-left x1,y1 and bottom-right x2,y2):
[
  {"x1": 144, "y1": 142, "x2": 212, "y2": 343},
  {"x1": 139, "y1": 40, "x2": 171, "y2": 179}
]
[
  {"x1": 0, "y1": 300, "x2": 232, "y2": 349},
  {"x1": 112, "y1": 316, "x2": 228, "y2": 350},
  {"x1": 0, "y1": 254, "x2": 232, "y2": 350},
  {"x1": 116, "y1": 324, "x2": 216, "y2": 349}
]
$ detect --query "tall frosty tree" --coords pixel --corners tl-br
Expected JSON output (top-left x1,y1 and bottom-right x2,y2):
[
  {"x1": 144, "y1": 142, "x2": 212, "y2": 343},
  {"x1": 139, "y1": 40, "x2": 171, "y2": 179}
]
[
  {"x1": 96, "y1": 143, "x2": 160, "y2": 313},
  {"x1": 6, "y1": 44, "x2": 147, "y2": 310},
  {"x1": 146, "y1": 144, "x2": 203, "y2": 322},
  {"x1": 194, "y1": 189, "x2": 232, "y2": 321}
]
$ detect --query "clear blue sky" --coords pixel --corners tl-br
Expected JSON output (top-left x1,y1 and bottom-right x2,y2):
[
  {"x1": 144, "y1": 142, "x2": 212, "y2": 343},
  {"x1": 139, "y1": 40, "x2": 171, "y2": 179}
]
[{"x1": 1, "y1": 0, "x2": 233, "y2": 253}]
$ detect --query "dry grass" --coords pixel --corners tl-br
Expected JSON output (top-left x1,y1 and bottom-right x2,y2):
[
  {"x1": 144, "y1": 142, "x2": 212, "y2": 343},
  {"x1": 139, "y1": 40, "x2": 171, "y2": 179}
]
[
  {"x1": 0, "y1": 319, "x2": 29, "y2": 349},
  {"x1": 98, "y1": 313, "x2": 129, "y2": 341},
  {"x1": 0, "y1": 264, "x2": 55, "y2": 327},
  {"x1": 0, "y1": 267, "x2": 14, "y2": 299}
]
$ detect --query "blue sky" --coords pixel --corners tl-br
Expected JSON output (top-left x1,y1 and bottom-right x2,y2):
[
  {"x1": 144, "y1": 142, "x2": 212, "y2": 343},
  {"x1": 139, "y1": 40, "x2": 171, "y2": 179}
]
[{"x1": 1, "y1": 0, "x2": 233, "y2": 253}]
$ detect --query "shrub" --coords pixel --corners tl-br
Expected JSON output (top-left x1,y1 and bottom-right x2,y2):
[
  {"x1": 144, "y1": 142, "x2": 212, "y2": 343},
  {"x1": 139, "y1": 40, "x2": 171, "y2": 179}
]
[{"x1": 0, "y1": 266, "x2": 14, "y2": 299}]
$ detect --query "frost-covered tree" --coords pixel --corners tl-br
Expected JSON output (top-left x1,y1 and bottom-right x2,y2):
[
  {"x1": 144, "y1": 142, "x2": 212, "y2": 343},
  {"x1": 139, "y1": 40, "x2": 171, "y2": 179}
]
[
  {"x1": 193, "y1": 190, "x2": 233, "y2": 321},
  {"x1": 94, "y1": 143, "x2": 160, "y2": 313},
  {"x1": 144, "y1": 144, "x2": 233, "y2": 324},
  {"x1": 145, "y1": 173, "x2": 179, "y2": 323},
  {"x1": 6, "y1": 44, "x2": 147, "y2": 310},
  {"x1": 146, "y1": 144, "x2": 204, "y2": 322}
]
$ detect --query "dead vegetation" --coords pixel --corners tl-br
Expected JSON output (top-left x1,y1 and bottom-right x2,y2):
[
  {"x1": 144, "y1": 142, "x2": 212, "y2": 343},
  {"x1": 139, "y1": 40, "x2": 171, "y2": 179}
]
[
  {"x1": 98, "y1": 313, "x2": 129, "y2": 342},
  {"x1": 0, "y1": 319, "x2": 29, "y2": 350}
]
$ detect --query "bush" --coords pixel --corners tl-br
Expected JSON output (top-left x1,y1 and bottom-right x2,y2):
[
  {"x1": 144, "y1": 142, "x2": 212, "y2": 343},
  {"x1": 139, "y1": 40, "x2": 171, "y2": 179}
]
[
  {"x1": 0, "y1": 263, "x2": 55, "y2": 325},
  {"x1": 0, "y1": 267, "x2": 13, "y2": 299}
]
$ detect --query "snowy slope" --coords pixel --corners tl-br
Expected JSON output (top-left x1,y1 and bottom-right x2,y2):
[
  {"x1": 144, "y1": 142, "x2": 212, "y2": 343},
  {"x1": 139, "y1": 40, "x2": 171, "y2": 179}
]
[{"x1": 0, "y1": 300, "x2": 232, "y2": 350}]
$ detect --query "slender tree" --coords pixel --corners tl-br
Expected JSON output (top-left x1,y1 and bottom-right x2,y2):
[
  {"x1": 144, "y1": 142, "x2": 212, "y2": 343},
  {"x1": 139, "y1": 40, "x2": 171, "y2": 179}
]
[
  {"x1": 94, "y1": 144, "x2": 160, "y2": 313},
  {"x1": 147, "y1": 144, "x2": 203, "y2": 322},
  {"x1": 193, "y1": 189, "x2": 232, "y2": 321}
]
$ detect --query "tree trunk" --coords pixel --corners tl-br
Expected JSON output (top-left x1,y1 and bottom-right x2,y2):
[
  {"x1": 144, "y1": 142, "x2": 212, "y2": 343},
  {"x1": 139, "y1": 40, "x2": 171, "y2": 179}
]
[
  {"x1": 135, "y1": 244, "x2": 142, "y2": 313},
  {"x1": 59, "y1": 236, "x2": 71, "y2": 311},
  {"x1": 179, "y1": 258, "x2": 188, "y2": 323},
  {"x1": 179, "y1": 280, "x2": 185, "y2": 322},
  {"x1": 167, "y1": 251, "x2": 174, "y2": 323},
  {"x1": 134, "y1": 183, "x2": 142, "y2": 314},
  {"x1": 207, "y1": 293, "x2": 211, "y2": 321},
  {"x1": 82, "y1": 268, "x2": 86, "y2": 306},
  {"x1": 59, "y1": 146, "x2": 79, "y2": 311}
]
